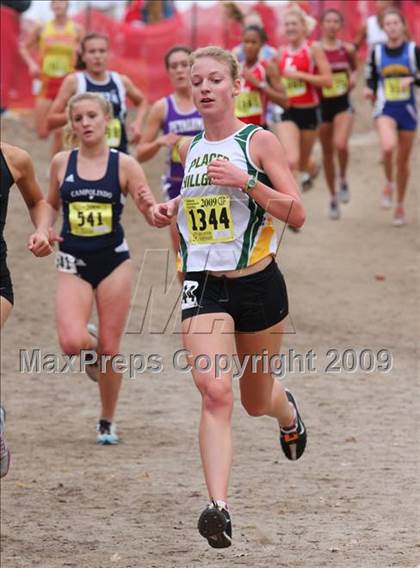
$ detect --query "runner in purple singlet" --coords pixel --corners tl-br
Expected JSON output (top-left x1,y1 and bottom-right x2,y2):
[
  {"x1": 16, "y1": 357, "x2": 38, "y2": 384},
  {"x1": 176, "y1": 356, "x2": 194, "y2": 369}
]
[{"x1": 137, "y1": 46, "x2": 203, "y2": 259}]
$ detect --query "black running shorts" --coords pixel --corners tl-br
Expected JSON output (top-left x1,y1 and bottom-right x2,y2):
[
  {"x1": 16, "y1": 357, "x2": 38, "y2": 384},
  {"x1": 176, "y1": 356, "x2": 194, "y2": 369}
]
[
  {"x1": 0, "y1": 256, "x2": 14, "y2": 306},
  {"x1": 181, "y1": 259, "x2": 289, "y2": 333},
  {"x1": 56, "y1": 243, "x2": 130, "y2": 289},
  {"x1": 281, "y1": 106, "x2": 321, "y2": 130},
  {"x1": 320, "y1": 94, "x2": 353, "y2": 123}
]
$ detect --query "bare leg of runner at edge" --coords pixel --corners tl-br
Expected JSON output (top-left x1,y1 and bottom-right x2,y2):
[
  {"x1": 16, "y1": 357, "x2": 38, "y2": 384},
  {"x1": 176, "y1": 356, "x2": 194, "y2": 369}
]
[
  {"x1": 320, "y1": 110, "x2": 353, "y2": 218},
  {"x1": 274, "y1": 121, "x2": 300, "y2": 174},
  {"x1": 376, "y1": 116, "x2": 397, "y2": 208},
  {"x1": 319, "y1": 121, "x2": 336, "y2": 198},
  {"x1": 299, "y1": 129, "x2": 319, "y2": 191},
  {"x1": 394, "y1": 130, "x2": 416, "y2": 225},
  {"x1": 335, "y1": 111, "x2": 353, "y2": 193},
  {"x1": 0, "y1": 296, "x2": 13, "y2": 478},
  {"x1": 273, "y1": 121, "x2": 305, "y2": 233},
  {"x1": 0, "y1": 296, "x2": 13, "y2": 328},
  {"x1": 275, "y1": 123, "x2": 319, "y2": 194}
]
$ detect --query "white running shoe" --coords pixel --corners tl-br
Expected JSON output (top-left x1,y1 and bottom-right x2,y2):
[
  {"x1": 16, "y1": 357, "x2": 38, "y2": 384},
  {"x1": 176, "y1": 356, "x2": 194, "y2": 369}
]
[
  {"x1": 393, "y1": 206, "x2": 407, "y2": 227},
  {"x1": 338, "y1": 179, "x2": 350, "y2": 203},
  {"x1": 329, "y1": 197, "x2": 340, "y2": 220},
  {"x1": 85, "y1": 323, "x2": 99, "y2": 383},
  {"x1": 300, "y1": 162, "x2": 321, "y2": 192},
  {"x1": 381, "y1": 184, "x2": 393, "y2": 209},
  {"x1": 96, "y1": 419, "x2": 119, "y2": 445},
  {"x1": 300, "y1": 172, "x2": 313, "y2": 192}
]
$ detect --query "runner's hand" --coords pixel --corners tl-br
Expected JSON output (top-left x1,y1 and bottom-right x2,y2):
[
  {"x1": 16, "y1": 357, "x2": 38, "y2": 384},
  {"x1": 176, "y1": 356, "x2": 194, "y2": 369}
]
[
  {"x1": 28, "y1": 230, "x2": 54, "y2": 257},
  {"x1": 281, "y1": 68, "x2": 302, "y2": 80},
  {"x1": 400, "y1": 77, "x2": 414, "y2": 90},
  {"x1": 364, "y1": 87, "x2": 375, "y2": 101},
  {"x1": 242, "y1": 68, "x2": 260, "y2": 87},
  {"x1": 151, "y1": 202, "x2": 176, "y2": 228},
  {"x1": 207, "y1": 160, "x2": 248, "y2": 189},
  {"x1": 128, "y1": 123, "x2": 142, "y2": 144},
  {"x1": 157, "y1": 133, "x2": 179, "y2": 148},
  {"x1": 47, "y1": 227, "x2": 63, "y2": 248},
  {"x1": 349, "y1": 72, "x2": 357, "y2": 91},
  {"x1": 28, "y1": 61, "x2": 40, "y2": 78}
]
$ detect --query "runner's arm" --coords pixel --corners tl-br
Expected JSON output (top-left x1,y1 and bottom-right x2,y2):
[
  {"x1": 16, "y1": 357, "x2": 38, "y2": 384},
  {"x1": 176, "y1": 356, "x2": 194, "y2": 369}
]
[
  {"x1": 122, "y1": 75, "x2": 148, "y2": 143},
  {"x1": 122, "y1": 154, "x2": 156, "y2": 225},
  {"x1": 353, "y1": 23, "x2": 367, "y2": 52},
  {"x1": 10, "y1": 147, "x2": 53, "y2": 256},
  {"x1": 344, "y1": 42, "x2": 358, "y2": 89},
  {"x1": 365, "y1": 47, "x2": 378, "y2": 93},
  {"x1": 291, "y1": 43, "x2": 333, "y2": 89},
  {"x1": 264, "y1": 60, "x2": 288, "y2": 107},
  {"x1": 206, "y1": 130, "x2": 305, "y2": 228},
  {"x1": 19, "y1": 24, "x2": 41, "y2": 77},
  {"x1": 46, "y1": 153, "x2": 66, "y2": 227},
  {"x1": 135, "y1": 99, "x2": 167, "y2": 162},
  {"x1": 46, "y1": 74, "x2": 77, "y2": 131},
  {"x1": 414, "y1": 45, "x2": 420, "y2": 86}
]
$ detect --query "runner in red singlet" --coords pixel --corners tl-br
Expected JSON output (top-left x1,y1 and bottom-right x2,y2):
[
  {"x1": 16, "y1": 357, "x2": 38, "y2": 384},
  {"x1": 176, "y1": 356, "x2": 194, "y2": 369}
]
[{"x1": 319, "y1": 9, "x2": 357, "y2": 219}]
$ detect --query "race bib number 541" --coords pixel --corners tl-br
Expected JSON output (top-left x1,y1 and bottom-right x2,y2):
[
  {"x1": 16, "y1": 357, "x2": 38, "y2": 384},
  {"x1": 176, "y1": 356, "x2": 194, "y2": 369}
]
[
  {"x1": 184, "y1": 194, "x2": 234, "y2": 244},
  {"x1": 69, "y1": 202, "x2": 112, "y2": 237}
]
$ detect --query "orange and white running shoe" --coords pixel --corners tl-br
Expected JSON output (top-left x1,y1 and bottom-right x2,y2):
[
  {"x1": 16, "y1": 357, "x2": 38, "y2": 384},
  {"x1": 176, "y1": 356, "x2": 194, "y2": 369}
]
[
  {"x1": 393, "y1": 205, "x2": 407, "y2": 227},
  {"x1": 381, "y1": 183, "x2": 394, "y2": 209}
]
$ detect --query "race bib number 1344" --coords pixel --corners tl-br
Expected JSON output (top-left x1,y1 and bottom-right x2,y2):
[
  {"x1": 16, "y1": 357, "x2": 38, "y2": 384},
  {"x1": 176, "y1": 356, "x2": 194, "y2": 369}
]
[{"x1": 184, "y1": 194, "x2": 234, "y2": 244}]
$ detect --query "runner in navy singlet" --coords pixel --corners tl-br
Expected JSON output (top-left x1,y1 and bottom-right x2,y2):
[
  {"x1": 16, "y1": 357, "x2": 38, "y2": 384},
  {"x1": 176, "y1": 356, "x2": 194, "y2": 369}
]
[
  {"x1": 47, "y1": 93, "x2": 157, "y2": 445},
  {"x1": 47, "y1": 33, "x2": 147, "y2": 153}
]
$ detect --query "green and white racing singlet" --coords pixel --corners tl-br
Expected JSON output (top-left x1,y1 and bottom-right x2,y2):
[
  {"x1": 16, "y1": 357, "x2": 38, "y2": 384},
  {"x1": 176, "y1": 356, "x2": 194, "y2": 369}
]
[{"x1": 177, "y1": 124, "x2": 277, "y2": 272}]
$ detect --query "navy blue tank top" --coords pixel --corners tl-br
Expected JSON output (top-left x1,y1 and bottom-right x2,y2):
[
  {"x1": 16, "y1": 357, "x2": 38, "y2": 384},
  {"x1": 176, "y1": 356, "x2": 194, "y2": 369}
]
[
  {"x1": 0, "y1": 149, "x2": 14, "y2": 261},
  {"x1": 76, "y1": 71, "x2": 128, "y2": 153},
  {"x1": 59, "y1": 149, "x2": 125, "y2": 254}
]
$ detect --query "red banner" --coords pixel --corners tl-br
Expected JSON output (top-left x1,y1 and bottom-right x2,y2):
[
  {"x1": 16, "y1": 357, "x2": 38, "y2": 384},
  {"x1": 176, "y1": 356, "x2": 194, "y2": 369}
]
[
  {"x1": 0, "y1": 6, "x2": 32, "y2": 109},
  {"x1": 1, "y1": 2, "x2": 419, "y2": 110}
]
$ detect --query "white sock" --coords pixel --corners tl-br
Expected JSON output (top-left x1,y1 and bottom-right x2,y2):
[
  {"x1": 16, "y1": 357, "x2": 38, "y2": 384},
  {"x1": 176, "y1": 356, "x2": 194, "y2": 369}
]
[{"x1": 282, "y1": 404, "x2": 297, "y2": 432}]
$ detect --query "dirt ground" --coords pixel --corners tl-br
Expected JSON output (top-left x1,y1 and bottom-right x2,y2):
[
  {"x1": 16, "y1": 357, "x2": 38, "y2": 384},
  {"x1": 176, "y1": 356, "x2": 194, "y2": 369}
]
[{"x1": 0, "y1": 87, "x2": 419, "y2": 568}]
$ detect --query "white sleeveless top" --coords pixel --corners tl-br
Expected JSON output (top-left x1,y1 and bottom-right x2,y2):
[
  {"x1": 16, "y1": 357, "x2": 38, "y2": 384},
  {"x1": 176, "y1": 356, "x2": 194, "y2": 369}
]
[{"x1": 177, "y1": 124, "x2": 277, "y2": 272}]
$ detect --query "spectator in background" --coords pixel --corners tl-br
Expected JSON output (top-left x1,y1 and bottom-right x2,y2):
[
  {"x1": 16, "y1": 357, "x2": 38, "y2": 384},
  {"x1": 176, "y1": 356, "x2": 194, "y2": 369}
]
[{"x1": 124, "y1": 0, "x2": 176, "y2": 25}]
